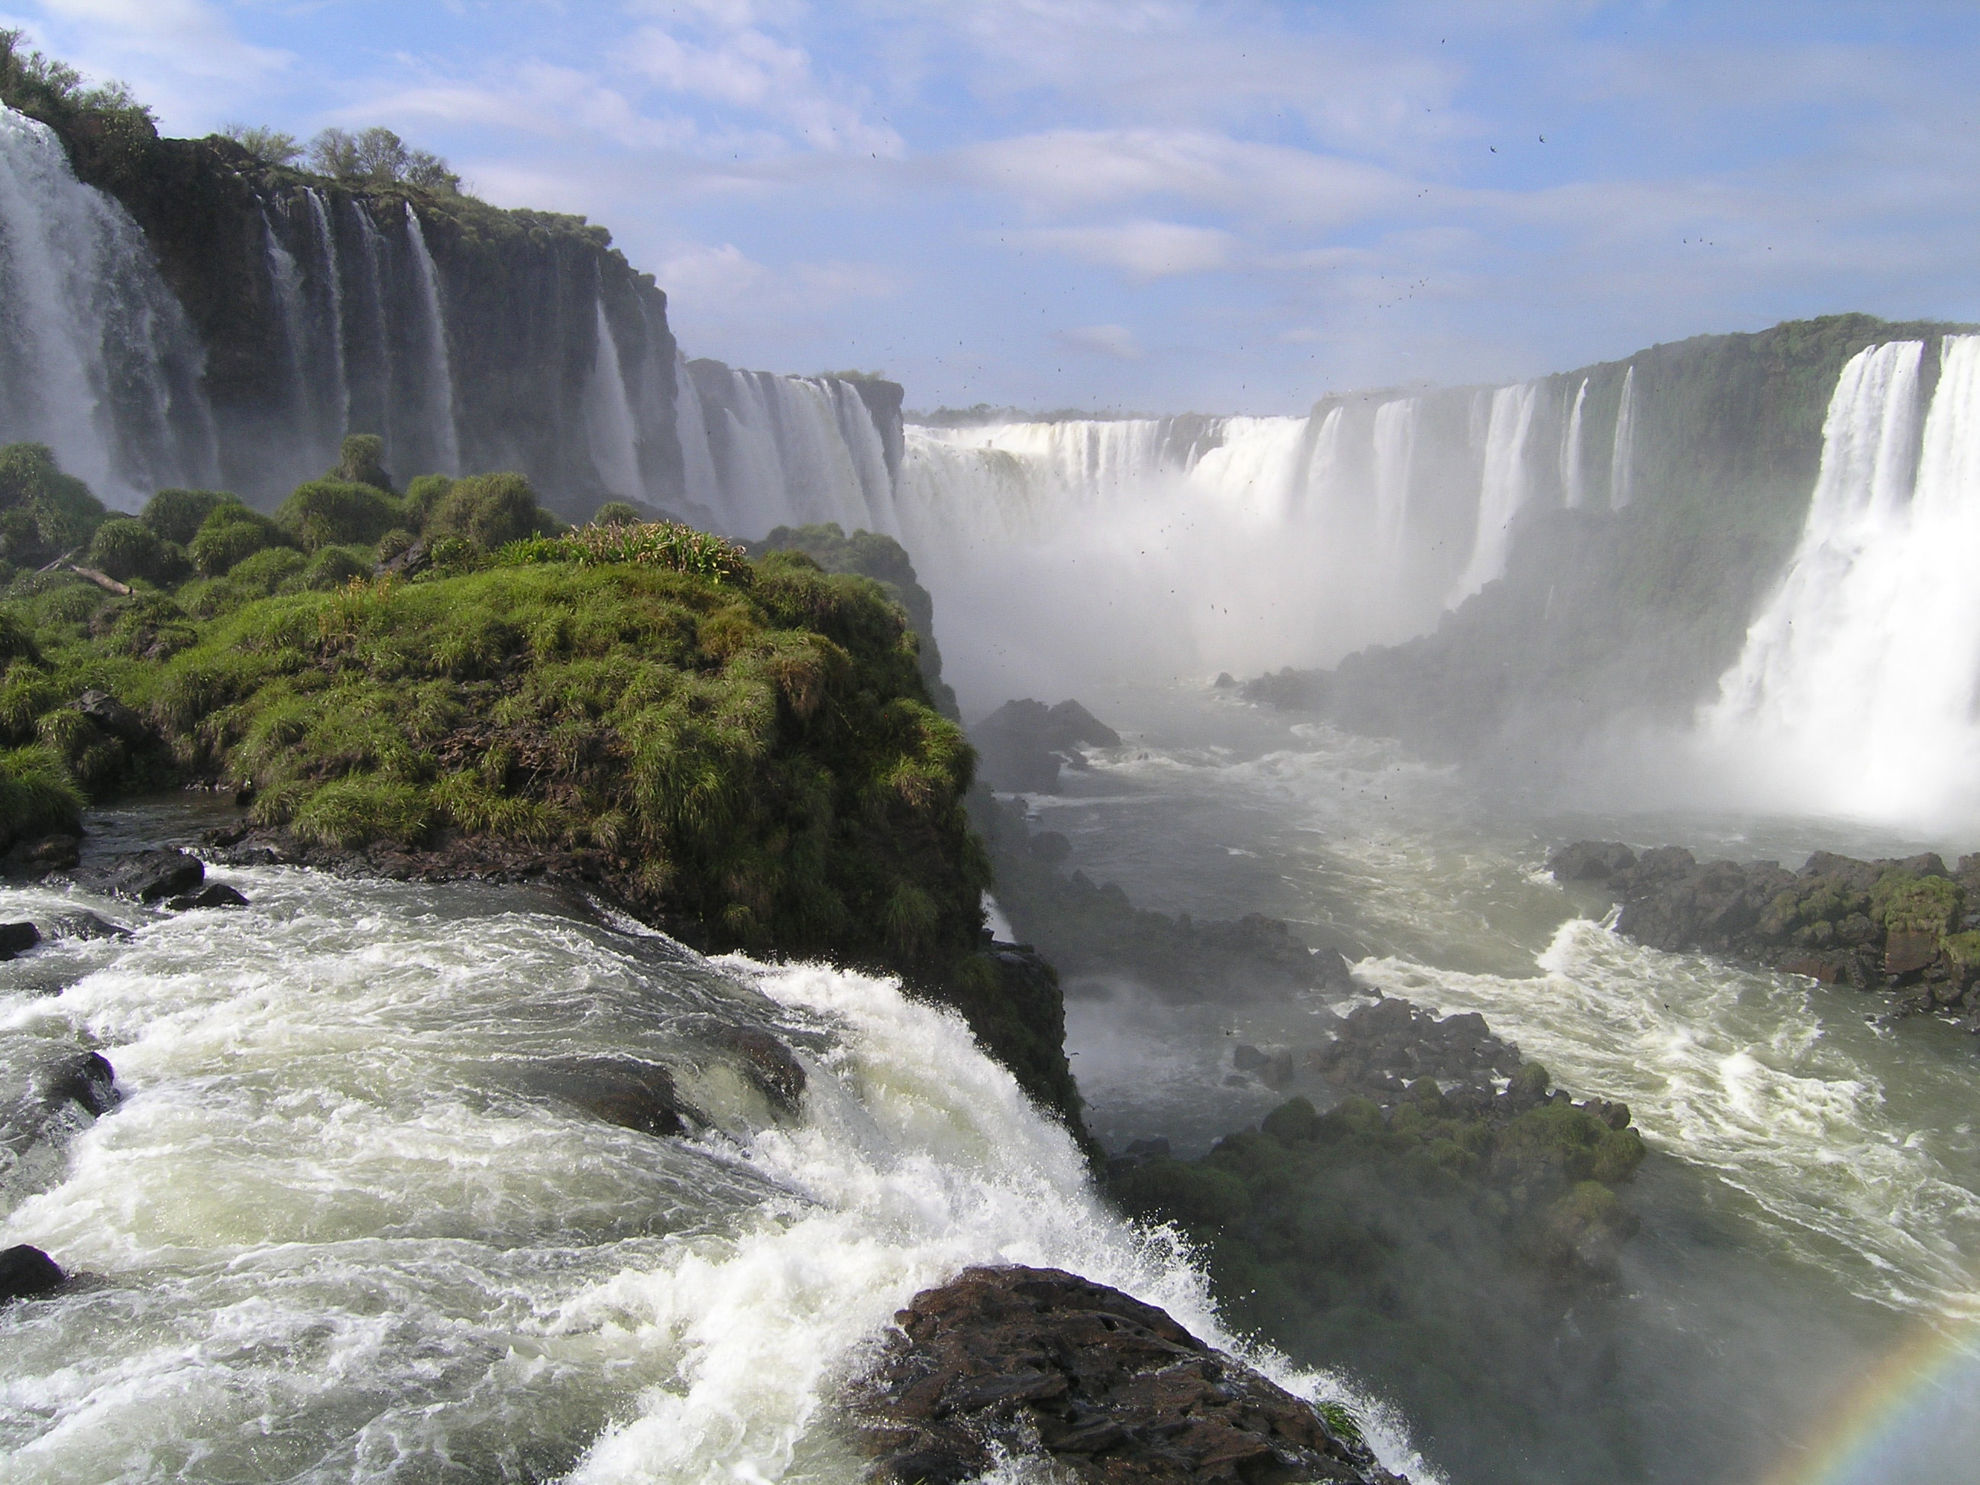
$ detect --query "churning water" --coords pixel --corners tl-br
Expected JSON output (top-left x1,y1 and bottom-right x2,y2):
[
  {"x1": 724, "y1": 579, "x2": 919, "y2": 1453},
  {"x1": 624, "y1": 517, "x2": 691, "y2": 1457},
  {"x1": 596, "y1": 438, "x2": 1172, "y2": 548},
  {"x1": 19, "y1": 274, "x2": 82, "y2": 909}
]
[
  {"x1": 0, "y1": 822, "x2": 1426, "y2": 1485},
  {"x1": 1025, "y1": 685, "x2": 1980, "y2": 1484}
]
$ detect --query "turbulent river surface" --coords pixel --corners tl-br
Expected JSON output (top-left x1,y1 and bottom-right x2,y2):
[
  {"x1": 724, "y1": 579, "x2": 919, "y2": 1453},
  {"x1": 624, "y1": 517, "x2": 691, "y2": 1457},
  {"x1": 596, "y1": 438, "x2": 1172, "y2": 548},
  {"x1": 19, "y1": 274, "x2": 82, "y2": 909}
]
[
  {"x1": 1025, "y1": 684, "x2": 1980, "y2": 1485},
  {"x1": 0, "y1": 804, "x2": 1425, "y2": 1485}
]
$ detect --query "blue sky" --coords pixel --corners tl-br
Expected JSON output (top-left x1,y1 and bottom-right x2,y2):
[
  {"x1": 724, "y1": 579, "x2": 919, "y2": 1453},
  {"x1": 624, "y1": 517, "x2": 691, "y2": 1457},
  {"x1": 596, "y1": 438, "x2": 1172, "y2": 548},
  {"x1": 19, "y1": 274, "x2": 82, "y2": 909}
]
[{"x1": 5, "y1": 1, "x2": 1978, "y2": 414}]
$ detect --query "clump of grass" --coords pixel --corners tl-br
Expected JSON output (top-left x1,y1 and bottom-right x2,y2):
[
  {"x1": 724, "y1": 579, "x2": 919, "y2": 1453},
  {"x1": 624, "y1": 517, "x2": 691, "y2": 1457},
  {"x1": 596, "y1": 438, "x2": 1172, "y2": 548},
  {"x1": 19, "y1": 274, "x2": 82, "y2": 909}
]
[{"x1": 500, "y1": 520, "x2": 753, "y2": 586}]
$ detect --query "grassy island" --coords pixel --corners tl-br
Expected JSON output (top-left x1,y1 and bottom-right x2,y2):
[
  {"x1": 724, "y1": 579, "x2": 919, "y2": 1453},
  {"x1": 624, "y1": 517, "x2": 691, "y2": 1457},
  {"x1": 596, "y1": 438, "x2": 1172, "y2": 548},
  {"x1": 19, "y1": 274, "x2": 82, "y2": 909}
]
[{"x1": 0, "y1": 438, "x2": 1081, "y2": 1130}]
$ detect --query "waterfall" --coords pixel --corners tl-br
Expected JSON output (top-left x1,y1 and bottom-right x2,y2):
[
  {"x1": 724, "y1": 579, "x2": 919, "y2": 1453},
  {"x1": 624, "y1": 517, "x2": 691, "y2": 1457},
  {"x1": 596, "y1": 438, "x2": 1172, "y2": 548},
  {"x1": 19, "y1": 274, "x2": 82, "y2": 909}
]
[
  {"x1": 260, "y1": 212, "x2": 310, "y2": 439},
  {"x1": 304, "y1": 189, "x2": 351, "y2": 445},
  {"x1": 344, "y1": 200, "x2": 392, "y2": 449},
  {"x1": 403, "y1": 205, "x2": 460, "y2": 475},
  {"x1": 1696, "y1": 338, "x2": 1980, "y2": 825},
  {"x1": 1371, "y1": 398, "x2": 1419, "y2": 554},
  {"x1": 1561, "y1": 378, "x2": 1588, "y2": 509},
  {"x1": 1609, "y1": 366, "x2": 1636, "y2": 510},
  {"x1": 673, "y1": 352, "x2": 723, "y2": 516},
  {"x1": 582, "y1": 299, "x2": 641, "y2": 501},
  {"x1": 1448, "y1": 382, "x2": 1540, "y2": 604},
  {"x1": 0, "y1": 104, "x2": 215, "y2": 506}
]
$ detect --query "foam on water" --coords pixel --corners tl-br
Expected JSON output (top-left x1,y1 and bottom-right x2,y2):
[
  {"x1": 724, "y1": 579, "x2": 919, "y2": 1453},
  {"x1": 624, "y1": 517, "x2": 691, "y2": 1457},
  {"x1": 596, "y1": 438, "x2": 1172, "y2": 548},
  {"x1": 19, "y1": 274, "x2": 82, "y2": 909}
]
[{"x1": 0, "y1": 861, "x2": 1429, "y2": 1484}]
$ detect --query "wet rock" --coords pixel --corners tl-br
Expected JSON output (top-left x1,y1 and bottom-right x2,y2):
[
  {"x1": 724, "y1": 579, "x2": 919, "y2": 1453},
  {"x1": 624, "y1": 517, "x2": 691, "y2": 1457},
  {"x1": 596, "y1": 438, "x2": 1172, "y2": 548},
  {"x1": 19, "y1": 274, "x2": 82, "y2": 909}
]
[
  {"x1": 166, "y1": 882, "x2": 250, "y2": 911},
  {"x1": 37, "y1": 1051, "x2": 119, "y2": 1117},
  {"x1": 972, "y1": 698, "x2": 1122, "y2": 794},
  {"x1": 42, "y1": 911, "x2": 129, "y2": 942},
  {"x1": 715, "y1": 1025, "x2": 806, "y2": 1114},
  {"x1": 528, "y1": 1057, "x2": 688, "y2": 1137},
  {"x1": 849, "y1": 1265, "x2": 1406, "y2": 1484},
  {"x1": 0, "y1": 1245, "x2": 64, "y2": 1305},
  {"x1": 75, "y1": 848, "x2": 205, "y2": 903},
  {"x1": 0, "y1": 922, "x2": 40, "y2": 961},
  {"x1": 5, "y1": 833, "x2": 81, "y2": 876},
  {"x1": 1546, "y1": 840, "x2": 1637, "y2": 882}
]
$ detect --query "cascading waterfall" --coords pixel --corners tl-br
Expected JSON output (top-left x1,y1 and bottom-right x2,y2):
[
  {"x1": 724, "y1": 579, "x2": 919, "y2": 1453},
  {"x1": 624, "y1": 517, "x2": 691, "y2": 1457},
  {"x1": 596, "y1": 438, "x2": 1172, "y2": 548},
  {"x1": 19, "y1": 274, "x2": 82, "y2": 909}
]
[
  {"x1": 403, "y1": 205, "x2": 460, "y2": 476},
  {"x1": 344, "y1": 199, "x2": 393, "y2": 450},
  {"x1": 260, "y1": 211, "x2": 312, "y2": 439},
  {"x1": 1700, "y1": 337, "x2": 1980, "y2": 826},
  {"x1": 1448, "y1": 381, "x2": 1541, "y2": 604},
  {"x1": 0, "y1": 857, "x2": 1428, "y2": 1483},
  {"x1": 304, "y1": 188, "x2": 352, "y2": 446},
  {"x1": 582, "y1": 298, "x2": 642, "y2": 500},
  {"x1": 0, "y1": 104, "x2": 216, "y2": 505},
  {"x1": 1609, "y1": 365, "x2": 1637, "y2": 510},
  {"x1": 1371, "y1": 398, "x2": 1419, "y2": 553},
  {"x1": 1561, "y1": 377, "x2": 1589, "y2": 509}
]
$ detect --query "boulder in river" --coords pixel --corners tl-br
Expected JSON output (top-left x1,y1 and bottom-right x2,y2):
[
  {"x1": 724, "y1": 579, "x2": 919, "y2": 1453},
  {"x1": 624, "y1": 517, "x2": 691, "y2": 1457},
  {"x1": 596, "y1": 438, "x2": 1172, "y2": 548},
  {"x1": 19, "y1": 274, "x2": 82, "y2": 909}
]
[
  {"x1": 0, "y1": 1245, "x2": 64, "y2": 1305},
  {"x1": 166, "y1": 882, "x2": 250, "y2": 911},
  {"x1": 972, "y1": 698, "x2": 1122, "y2": 793},
  {"x1": 0, "y1": 922, "x2": 40, "y2": 961},
  {"x1": 75, "y1": 849, "x2": 205, "y2": 903},
  {"x1": 849, "y1": 1264, "x2": 1406, "y2": 1484}
]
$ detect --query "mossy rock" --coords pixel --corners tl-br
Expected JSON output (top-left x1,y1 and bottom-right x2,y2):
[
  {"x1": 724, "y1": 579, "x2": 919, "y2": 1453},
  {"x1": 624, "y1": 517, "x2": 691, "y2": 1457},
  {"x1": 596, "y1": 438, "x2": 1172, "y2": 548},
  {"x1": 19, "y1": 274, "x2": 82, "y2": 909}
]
[
  {"x1": 276, "y1": 479, "x2": 407, "y2": 551},
  {"x1": 1870, "y1": 871, "x2": 1961, "y2": 937}
]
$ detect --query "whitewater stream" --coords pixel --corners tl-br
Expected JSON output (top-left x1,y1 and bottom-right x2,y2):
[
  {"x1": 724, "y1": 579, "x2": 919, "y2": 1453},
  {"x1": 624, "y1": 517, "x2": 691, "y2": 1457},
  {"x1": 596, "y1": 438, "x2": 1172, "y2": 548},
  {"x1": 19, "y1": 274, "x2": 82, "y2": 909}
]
[
  {"x1": 1021, "y1": 683, "x2": 1980, "y2": 1485},
  {"x1": 0, "y1": 805, "x2": 1427, "y2": 1485}
]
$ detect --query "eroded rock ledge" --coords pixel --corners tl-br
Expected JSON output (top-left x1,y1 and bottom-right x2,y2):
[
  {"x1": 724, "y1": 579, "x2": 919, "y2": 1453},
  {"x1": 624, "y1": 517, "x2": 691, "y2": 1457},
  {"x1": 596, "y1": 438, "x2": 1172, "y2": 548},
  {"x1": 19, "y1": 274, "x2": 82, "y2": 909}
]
[
  {"x1": 1551, "y1": 840, "x2": 1980, "y2": 1023},
  {"x1": 848, "y1": 1264, "x2": 1407, "y2": 1484}
]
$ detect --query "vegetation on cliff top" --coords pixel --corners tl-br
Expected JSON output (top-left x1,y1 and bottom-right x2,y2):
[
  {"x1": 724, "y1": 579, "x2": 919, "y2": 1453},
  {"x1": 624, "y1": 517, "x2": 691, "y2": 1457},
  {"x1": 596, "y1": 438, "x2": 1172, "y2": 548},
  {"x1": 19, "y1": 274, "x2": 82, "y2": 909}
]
[{"x1": 0, "y1": 441, "x2": 1088, "y2": 1127}]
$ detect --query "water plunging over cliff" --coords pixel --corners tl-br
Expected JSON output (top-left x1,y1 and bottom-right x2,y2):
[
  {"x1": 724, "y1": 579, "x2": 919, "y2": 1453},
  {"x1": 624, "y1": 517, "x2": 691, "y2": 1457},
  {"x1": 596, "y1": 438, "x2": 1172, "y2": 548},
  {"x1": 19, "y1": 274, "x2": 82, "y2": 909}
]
[
  {"x1": 0, "y1": 106, "x2": 216, "y2": 505},
  {"x1": 1702, "y1": 336, "x2": 1980, "y2": 826}
]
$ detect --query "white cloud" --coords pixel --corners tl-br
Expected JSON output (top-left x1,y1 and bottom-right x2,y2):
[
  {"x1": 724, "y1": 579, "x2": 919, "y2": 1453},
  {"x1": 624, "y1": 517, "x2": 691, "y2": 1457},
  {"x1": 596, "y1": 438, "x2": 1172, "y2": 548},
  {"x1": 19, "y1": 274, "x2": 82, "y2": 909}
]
[
  {"x1": 32, "y1": 0, "x2": 287, "y2": 81},
  {"x1": 966, "y1": 128, "x2": 1411, "y2": 228},
  {"x1": 1058, "y1": 323, "x2": 1142, "y2": 358},
  {"x1": 1019, "y1": 219, "x2": 1234, "y2": 277},
  {"x1": 652, "y1": 241, "x2": 894, "y2": 314}
]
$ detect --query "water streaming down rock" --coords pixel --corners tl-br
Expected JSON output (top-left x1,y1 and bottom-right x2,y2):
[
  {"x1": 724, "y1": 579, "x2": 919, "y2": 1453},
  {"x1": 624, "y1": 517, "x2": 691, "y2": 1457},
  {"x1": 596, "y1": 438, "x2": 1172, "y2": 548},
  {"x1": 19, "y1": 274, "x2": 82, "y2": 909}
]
[
  {"x1": 1561, "y1": 377, "x2": 1589, "y2": 509},
  {"x1": 1701, "y1": 336, "x2": 1980, "y2": 826},
  {"x1": 402, "y1": 204, "x2": 460, "y2": 477},
  {"x1": 0, "y1": 858, "x2": 1430, "y2": 1484},
  {"x1": 583, "y1": 298, "x2": 643, "y2": 500},
  {"x1": 1448, "y1": 382, "x2": 1542, "y2": 605},
  {"x1": 0, "y1": 105, "x2": 216, "y2": 505},
  {"x1": 1609, "y1": 365, "x2": 1637, "y2": 510}
]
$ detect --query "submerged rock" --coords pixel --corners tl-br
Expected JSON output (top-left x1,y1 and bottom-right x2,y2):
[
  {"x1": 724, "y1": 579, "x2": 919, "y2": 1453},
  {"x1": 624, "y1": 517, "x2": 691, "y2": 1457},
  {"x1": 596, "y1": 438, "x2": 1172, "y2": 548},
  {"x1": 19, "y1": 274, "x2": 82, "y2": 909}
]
[
  {"x1": 42, "y1": 911, "x2": 129, "y2": 942},
  {"x1": 525, "y1": 1057, "x2": 689, "y2": 1137},
  {"x1": 713, "y1": 1025, "x2": 806, "y2": 1114},
  {"x1": 849, "y1": 1264, "x2": 1406, "y2": 1484},
  {"x1": 0, "y1": 1245, "x2": 64, "y2": 1305}
]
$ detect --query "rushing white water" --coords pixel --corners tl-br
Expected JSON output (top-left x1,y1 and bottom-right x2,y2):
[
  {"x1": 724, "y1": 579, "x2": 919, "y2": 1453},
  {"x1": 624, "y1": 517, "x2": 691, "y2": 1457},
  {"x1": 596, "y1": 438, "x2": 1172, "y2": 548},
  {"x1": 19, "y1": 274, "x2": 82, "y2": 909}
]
[
  {"x1": 1561, "y1": 378, "x2": 1589, "y2": 509},
  {"x1": 403, "y1": 205, "x2": 460, "y2": 476},
  {"x1": 1609, "y1": 365, "x2": 1637, "y2": 510},
  {"x1": 1448, "y1": 382, "x2": 1540, "y2": 604},
  {"x1": 1698, "y1": 337, "x2": 1980, "y2": 828},
  {"x1": 0, "y1": 852, "x2": 1427, "y2": 1483},
  {"x1": 0, "y1": 105, "x2": 216, "y2": 505},
  {"x1": 583, "y1": 299, "x2": 642, "y2": 500}
]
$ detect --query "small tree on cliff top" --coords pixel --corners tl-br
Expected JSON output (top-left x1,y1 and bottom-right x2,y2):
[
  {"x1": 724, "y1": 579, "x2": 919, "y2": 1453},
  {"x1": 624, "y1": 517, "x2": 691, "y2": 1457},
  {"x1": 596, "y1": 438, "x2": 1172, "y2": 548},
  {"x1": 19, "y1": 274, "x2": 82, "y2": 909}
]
[{"x1": 307, "y1": 126, "x2": 460, "y2": 195}]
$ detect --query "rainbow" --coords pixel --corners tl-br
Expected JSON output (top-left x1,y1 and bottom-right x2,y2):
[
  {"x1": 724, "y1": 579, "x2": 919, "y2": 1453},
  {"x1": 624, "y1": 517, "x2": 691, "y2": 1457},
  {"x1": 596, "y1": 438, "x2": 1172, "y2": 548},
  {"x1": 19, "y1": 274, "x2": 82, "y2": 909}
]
[{"x1": 1763, "y1": 1317, "x2": 1980, "y2": 1484}]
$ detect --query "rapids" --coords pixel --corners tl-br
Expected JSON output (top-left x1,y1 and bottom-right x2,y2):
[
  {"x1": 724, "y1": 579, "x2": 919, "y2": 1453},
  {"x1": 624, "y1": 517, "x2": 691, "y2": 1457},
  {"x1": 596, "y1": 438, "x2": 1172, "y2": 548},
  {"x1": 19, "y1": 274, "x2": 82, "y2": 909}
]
[
  {"x1": 0, "y1": 810, "x2": 1424, "y2": 1484},
  {"x1": 1021, "y1": 683, "x2": 1980, "y2": 1484}
]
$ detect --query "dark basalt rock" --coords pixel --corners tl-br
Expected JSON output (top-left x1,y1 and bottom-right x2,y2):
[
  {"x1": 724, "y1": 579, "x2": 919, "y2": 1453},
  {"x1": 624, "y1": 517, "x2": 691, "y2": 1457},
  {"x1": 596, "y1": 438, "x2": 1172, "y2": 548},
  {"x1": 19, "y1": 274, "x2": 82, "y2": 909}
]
[
  {"x1": 74, "y1": 848, "x2": 205, "y2": 903},
  {"x1": 0, "y1": 1245, "x2": 65, "y2": 1305},
  {"x1": 42, "y1": 911, "x2": 130, "y2": 942},
  {"x1": 4, "y1": 832, "x2": 82, "y2": 877},
  {"x1": 75, "y1": 688, "x2": 151, "y2": 745},
  {"x1": 37, "y1": 1051, "x2": 120, "y2": 1117},
  {"x1": 0, "y1": 922, "x2": 41, "y2": 961},
  {"x1": 849, "y1": 1265, "x2": 1406, "y2": 1484},
  {"x1": 714, "y1": 1026, "x2": 806, "y2": 1114},
  {"x1": 166, "y1": 882, "x2": 250, "y2": 911},
  {"x1": 972, "y1": 698, "x2": 1122, "y2": 793},
  {"x1": 1553, "y1": 839, "x2": 1980, "y2": 1023},
  {"x1": 526, "y1": 1057, "x2": 689, "y2": 1137}
]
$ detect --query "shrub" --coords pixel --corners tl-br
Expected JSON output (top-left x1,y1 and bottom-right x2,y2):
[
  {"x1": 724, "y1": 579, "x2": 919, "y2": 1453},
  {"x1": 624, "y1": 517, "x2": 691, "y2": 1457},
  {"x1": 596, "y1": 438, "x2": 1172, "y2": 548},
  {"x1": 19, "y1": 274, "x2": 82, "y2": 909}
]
[
  {"x1": 276, "y1": 478, "x2": 405, "y2": 551},
  {"x1": 0, "y1": 742, "x2": 82, "y2": 849},
  {"x1": 141, "y1": 488, "x2": 236, "y2": 546},
  {"x1": 402, "y1": 475, "x2": 451, "y2": 527},
  {"x1": 0, "y1": 443, "x2": 106, "y2": 566},
  {"x1": 219, "y1": 122, "x2": 300, "y2": 167},
  {"x1": 304, "y1": 546, "x2": 370, "y2": 590},
  {"x1": 333, "y1": 433, "x2": 395, "y2": 493},
  {"x1": 227, "y1": 546, "x2": 308, "y2": 595},
  {"x1": 189, "y1": 503, "x2": 289, "y2": 577},
  {"x1": 85, "y1": 516, "x2": 173, "y2": 583},
  {"x1": 500, "y1": 521, "x2": 752, "y2": 586},
  {"x1": 426, "y1": 472, "x2": 558, "y2": 552},
  {"x1": 593, "y1": 501, "x2": 643, "y2": 527}
]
